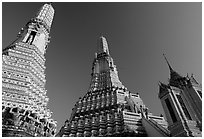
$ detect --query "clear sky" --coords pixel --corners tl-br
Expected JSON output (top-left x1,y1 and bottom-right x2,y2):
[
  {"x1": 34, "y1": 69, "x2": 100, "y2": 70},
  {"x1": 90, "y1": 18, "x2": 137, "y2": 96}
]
[{"x1": 2, "y1": 2, "x2": 201, "y2": 132}]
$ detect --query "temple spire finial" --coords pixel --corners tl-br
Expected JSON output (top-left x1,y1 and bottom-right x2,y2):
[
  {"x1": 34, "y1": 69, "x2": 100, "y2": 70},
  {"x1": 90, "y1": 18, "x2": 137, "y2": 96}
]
[
  {"x1": 163, "y1": 54, "x2": 173, "y2": 72},
  {"x1": 97, "y1": 35, "x2": 110, "y2": 55},
  {"x1": 36, "y1": 3, "x2": 55, "y2": 30}
]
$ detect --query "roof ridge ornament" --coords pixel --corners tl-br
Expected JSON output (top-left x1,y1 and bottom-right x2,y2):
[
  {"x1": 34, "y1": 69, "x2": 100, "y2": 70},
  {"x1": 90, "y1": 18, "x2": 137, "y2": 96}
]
[{"x1": 190, "y1": 73, "x2": 199, "y2": 85}]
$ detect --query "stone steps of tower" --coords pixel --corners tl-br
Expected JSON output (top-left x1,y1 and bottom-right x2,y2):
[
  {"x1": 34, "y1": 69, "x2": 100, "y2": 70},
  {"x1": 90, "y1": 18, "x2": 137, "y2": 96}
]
[
  {"x1": 124, "y1": 119, "x2": 143, "y2": 126},
  {"x1": 122, "y1": 111, "x2": 147, "y2": 136},
  {"x1": 123, "y1": 118, "x2": 147, "y2": 137}
]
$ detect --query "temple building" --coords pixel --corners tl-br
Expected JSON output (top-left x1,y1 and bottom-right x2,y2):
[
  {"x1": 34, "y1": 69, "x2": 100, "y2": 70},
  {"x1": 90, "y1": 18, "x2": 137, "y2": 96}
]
[
  {"x1": 2, "y1": 3, "x2": 202, "y2": 137},
  {"x1": 158, "y1": 55, "x2": 202, "y2": 137},
  {"x1": 56, "y1": 36, "x2": 171, "y2": 137},
  {"x1": 2, "y1": 4, "x2": 57, "y2": 137}
]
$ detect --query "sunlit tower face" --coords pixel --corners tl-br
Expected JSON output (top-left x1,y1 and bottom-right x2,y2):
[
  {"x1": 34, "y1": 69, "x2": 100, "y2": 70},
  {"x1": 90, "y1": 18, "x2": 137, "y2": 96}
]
[
  {"x1": 36, "y1": 4, "x2": 55, "y2": 29},
  {"x1": 2, "y1": 4, "x2": 56, "y2": 137},
  {"x1": 19, "y1": 4, "x2": 55, "y2": 55}
]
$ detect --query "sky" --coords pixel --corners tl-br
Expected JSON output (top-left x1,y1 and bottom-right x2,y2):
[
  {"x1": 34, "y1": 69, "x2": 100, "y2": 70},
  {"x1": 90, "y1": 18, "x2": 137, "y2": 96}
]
[{"x1": 2, "y1": 2, "x2": 202, "y2": 132}]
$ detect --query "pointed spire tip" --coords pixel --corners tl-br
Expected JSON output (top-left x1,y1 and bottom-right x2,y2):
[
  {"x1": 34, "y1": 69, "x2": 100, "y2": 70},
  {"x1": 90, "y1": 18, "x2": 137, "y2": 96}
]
[
  {"x1": 97, "y1": 35, "x2": 109, "y2": 54},
  {"x1": 163, "y1": 53, "x2": 173, "y2": 71}
]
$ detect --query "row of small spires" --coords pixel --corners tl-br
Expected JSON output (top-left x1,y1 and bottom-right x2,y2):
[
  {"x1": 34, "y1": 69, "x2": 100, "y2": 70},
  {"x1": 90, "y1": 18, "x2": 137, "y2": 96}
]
[
  {"x1": 84, "y1": 86, "x2": 139, "y2": 99},
  {"x1": 159, "y1": 73, "x2": 199, "y2": 87}
]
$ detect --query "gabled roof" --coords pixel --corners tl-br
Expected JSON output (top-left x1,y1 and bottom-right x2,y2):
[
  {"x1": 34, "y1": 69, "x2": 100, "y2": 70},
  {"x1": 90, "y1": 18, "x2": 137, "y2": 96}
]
[
  {"x1": 158, "y1": 82, "x2": 170, "y2": 99},
  {"x1": 163, "y1": 54, "x2": 183, "y2": 88}
]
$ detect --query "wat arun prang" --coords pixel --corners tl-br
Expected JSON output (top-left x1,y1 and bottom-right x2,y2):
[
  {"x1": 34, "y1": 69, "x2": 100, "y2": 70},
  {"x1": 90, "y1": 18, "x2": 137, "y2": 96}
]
[
  {"x1": 2, "y1": 3, "x2": 202, "y2": 137},
  {"x1": 57, "y1": 37, "x2": 202, "y2": 137},
  {"x1": 2, "y1": 4, "x2": 56, "y2": 137},
  {"x1": 56, "y1": 35, "x2": 171, "y2": 137}
]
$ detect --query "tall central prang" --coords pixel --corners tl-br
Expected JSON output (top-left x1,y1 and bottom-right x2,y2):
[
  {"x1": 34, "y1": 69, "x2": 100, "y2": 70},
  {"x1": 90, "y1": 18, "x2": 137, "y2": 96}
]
[
  {"x1": 89, "y1": 36, "x2": 124, "y2": 91},
  {"x1": 57, "y1": 36, "x2": 169, "y2": 137}
]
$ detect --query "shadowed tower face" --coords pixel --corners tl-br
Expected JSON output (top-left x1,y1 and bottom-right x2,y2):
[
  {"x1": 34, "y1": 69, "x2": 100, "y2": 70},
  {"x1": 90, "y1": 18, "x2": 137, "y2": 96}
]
[
  {"x1": 57, "y1": 36, "x2": 168, "y2": 137},
  {"x1": 2, "y1": 4, "x2": 56, "y2": 137}
]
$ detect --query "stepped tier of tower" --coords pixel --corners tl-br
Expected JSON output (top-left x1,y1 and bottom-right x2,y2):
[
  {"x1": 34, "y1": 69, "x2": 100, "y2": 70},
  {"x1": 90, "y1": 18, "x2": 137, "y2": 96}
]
[
  {"x1": 56, "y1": 37, "x2": 169, "y2": 137},
  {"x1": 2, "y1": 4, "x2": 56, "y2": 137}
]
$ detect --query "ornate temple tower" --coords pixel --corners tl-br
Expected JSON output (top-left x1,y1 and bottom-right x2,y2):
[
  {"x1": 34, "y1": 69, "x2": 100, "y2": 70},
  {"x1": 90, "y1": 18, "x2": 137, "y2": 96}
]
[
  {"x1": 57, "y1": 36, "x2": 169, "y2": 137},
  {"x1": 158, "y1": 55, "x2": 202, "y2": 137},
  {"x1": 2, "y1": 4, "x2": 57, "y2": 137}
]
